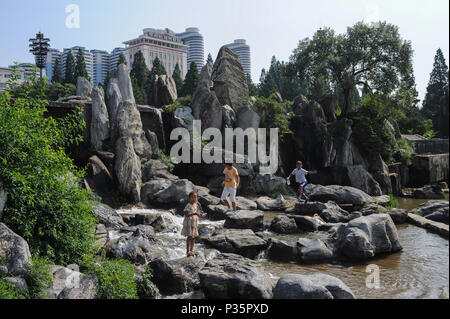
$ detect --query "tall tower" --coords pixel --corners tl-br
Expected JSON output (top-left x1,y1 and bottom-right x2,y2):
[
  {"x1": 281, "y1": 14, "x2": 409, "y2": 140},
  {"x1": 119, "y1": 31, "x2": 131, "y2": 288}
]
[
  {"x1": 225, "y1": 39, "x2": 251, "y2": 76},
  {"x1": 176, "y1": 27, "x2": 205, "y2": 71}
]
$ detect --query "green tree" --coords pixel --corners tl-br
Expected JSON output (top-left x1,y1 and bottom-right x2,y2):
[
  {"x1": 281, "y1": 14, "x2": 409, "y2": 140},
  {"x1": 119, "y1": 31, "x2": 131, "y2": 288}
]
[
  {"x1": 287, "y1": 22, "x2": 413, "y2": 116},
  {"x1": 247, "y1": 73, "x2": 259, "y2": 96},
  {"x1": 103, "y1": 71, "x2": 111, "y2": 92},
  {"x1": 117, "y1": 53, "x2": 127, "y2": 67},
  {"x1": 206, "y1": 53, "x2": 214, "y2": 64},
  {"x1": 149, "y1": 56, "x2": 167, "y2": 84},
  {"x1": 439, "y1": 83, "x2": 449, "y2": 137},
  {"x1": 130, "y1": 51, "x2": 149, "y2": 104},
  {"x1": 51, "y1": 57, "x2": 63, "y2": 84},
  {"x1": 64, "y1": 51, "x2": 76, "y2": 84},
  {"x1": 422, "y1": 49, "x2": 449, "y2": 133},
  {"x1": 172, "y1": 63, "x2": 184, "y2": 94},
  {"x1": 180, "y1": 62, "x2": 199, "y2": 97},
  {"x1": 74, "y1": 48, "x2": 90, "y2": 81},
  {"x1": 258, "y1": 68, "x2": 277, "y2": 98}
]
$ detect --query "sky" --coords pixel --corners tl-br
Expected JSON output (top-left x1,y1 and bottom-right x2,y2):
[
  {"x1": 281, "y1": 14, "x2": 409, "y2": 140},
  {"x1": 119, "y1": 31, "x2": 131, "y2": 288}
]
[{"x1": 0, "y1": 0, "x2": 448, "y2": 102}]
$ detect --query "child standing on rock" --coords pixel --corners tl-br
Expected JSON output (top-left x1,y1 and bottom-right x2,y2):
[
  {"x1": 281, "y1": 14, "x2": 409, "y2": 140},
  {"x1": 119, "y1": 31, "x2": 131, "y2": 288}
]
[
  {"x1": 221, "y1": 163, "x2": 240, "y2": 211},
  {"x1": 181, "y1": 191, "x2": 206, "y2": 257},
  {"x1": 287, "y1": 161, "x2": 318, "y2": 202}
]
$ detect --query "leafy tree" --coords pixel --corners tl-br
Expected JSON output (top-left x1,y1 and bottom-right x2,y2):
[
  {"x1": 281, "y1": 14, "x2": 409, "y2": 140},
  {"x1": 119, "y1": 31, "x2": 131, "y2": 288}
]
[
  {"x1": 172, "y1": 63, "x2": 184, "y2": 94},
  {"x1": 130, "y1": 51, "x2": 149, "y2": 104},
  {"x1": 180, "y1": 62, "x2": 199, "y2": 97},
  {"x1": 148, "y1": 56, "x2": 167, "y2": 84},
  {"x1": 287, "y1": 22, "x2": 413, "y2": 116},
  {"x1": 206, "y1": 53, "x2": 214, "y2": 64},
  {"x1": 117, "y1": 53, "x2": 127, "y2": 66},
  {"x1": 51, "y1": 57, "x2": 63, "y2": 84},
  {"x1": 103, "y1": 71, "x2": 111, "y2": 92},
  {"x1": 64, "y1": 51, "x2": 76, "y2": 84},
  {"x1": 47, "y1": 82, "x2": 76, "y2": 101},
  {"x1": 253, "y1": 94, "x2": 292, "y2": 138},
  {"x1": 74, "y1": 48, "x2": 90, "y2": 81},
  {"x1": 258, "y1": 68, "x2": 277, "y2": 98},
  {"x1": 422, "y1": 49, "x2": 449, "y2": 133},
  {"x1": 439, "y1": 84, "x2": 449, "y2": 138},
  {"x1": 247, "y1": 73, "x2": 259, "y2": 96}
]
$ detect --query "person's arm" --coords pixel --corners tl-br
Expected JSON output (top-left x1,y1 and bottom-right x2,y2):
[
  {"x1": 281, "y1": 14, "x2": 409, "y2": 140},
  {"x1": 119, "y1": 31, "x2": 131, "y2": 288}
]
[
  {"x1": 309, "y1": 170, "x2": 318, "y2": 175},
  {"x1": 235, "y1": 170, "x2": 240, "y2": 188}
]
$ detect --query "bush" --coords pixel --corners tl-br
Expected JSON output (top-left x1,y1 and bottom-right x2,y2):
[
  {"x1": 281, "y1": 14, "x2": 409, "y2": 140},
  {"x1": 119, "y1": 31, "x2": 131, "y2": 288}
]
[
  {"x1": 393, "y1": 139, "x2": 414, "y2": 165},
  {"x1": 25, "y1": 257, "x2": 52, "y2": 299},
  {"x1": 136, "y1": 265, "x2": 157, "y2": 299},
  {"x1": 94, "y1": 258, "x2": 138, "y2": 299},
  {"x1": 158, "y1": 150, "x2": 175, "y2": 171},
  {"x1": 166, "y1": 101, "x2": 184, "y2": 113},
  {"x1": 0, "y1": 73, "x2": 97, "y2": 266},
  {"x1": 47, "y1": 82, "x2": 76, "y2": 101},
  {"x1": 385, "y1": 195, "x2": 398, "y2": 210},
  {"x1": 253, "y1": 95, "x2": 292, "y2": 139},
  {"x1": 0, "y1": 278, "x2": 26, "y2": 299}
]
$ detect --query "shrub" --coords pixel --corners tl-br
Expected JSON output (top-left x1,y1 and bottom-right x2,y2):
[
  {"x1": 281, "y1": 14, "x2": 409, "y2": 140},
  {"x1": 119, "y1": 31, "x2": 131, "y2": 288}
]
[
  {"x1": 0, "y1": 71, "x2": 97, "y2": 266},
  {"x1": 385, "y1": 195, "x2": 398, "y2": 210},
  {"x1": 393, "y1": 139, "x2": 414, "y2": 165},
  {"x1": 25, "y1": 257, "x2": 53, "y2": 299},
  {"x1": 0, "y1": 278, "x2": 26, "y2": 299},
  {"x1": 177, "y1": 95, "x2": 192, "y2": 107},
  {"x1": 94, "y1": 258, "x2": 138, "y2": 299},
  {"x1": 158, "y1": 150, "x2": 175, "y2": 171},
  {"x1": 136, "y1": 265, "x2": 157, "y2": 299},
  {"x1": 253, "y1": 95, "x2": 292, "y2": 138},
  {"x1": 166, "y1": 101, "x2": 184, "y2": 113}
]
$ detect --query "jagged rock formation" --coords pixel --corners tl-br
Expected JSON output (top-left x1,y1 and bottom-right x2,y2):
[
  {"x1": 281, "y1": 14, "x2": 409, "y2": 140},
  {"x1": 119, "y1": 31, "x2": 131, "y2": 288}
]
[
  {"x1": 148, "y1": 75, "x2": 178, "y2": 108},
  {"x1": 76, "y1": 77, "x2": 92, "y2": 98},
  {"x1": 90, "y1": 87, "x2": 110, "y2": 151}
]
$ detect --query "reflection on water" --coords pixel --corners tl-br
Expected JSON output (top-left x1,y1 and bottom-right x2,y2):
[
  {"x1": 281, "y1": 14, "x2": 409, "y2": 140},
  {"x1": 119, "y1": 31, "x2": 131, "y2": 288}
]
[
  {"x1": 397, "y1": 193, "x2": 449, "y2": 211},
  {"x1": 261, "y1": 196, "x2": 449, "y2": 299}
]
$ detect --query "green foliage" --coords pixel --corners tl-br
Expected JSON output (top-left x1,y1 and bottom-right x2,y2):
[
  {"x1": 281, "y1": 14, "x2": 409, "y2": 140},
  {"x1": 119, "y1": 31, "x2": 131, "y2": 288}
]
[
  {"x1": 166, "y1": 101, "x2": 184, "y2": 113},
  {"x1": 47, "y1": 82, "x2": 76, "y2": 101},
  {"x1": 0, "y1": 74, "x2": 97, "y2": 266},
  {"x1": 130, "y1": 51, "x2": 149, "y2": 105},
  {"x1": 117, "y1": 53, "x2": 127, "y2": 67},
  {"x1": 0, "y1": 278, "x2": 26, "y2": 299},
  {"x1": 25, "y1": 257, "x2": 52, "y2": 299},
  {"x1": 51, "y1": 57, "x2": 64, "y2": 84},
  {"x1": 94, "y1": 258, "x2": 138, "y2": 299},
  {"x1": 422, "y1": 48, "x2": 449, "y2": 133},
  {"x1": 287, "y1": 21, "x2": 413, "y2": 116},
  {"x1": 177, "y1": 95, "x2": 192, "y2": 107},
  {"x1": 393, "y1": 139, "x2": 414, "y2": 165},
  {"x1": 136, "y1": 265, "x2": 157, "y2": 299},
  {"x1": 158, "y1": 150, "x2": 175, "y2": 171},
  {"x1": 350, "y1": 94, "x2": 396, "y2": 162},
  {"x1": 64, "y1": 51, "x2": 76, "y2": 84},
  {"x1": 253, "y1": 95, "x2": 292, "y2": 138},
  {"x1": 247, "y1": 73, "x2": 259, "y2": 96},
  {"x1": 172, "y1": 63, "x2": 184, "y2": 94},
  {"x1": 206, "y1": 53, "x2": 214, "y2": 64},
  {"x1": 385, "y1": 195, "x2": 398, "y2": 210},
  {"x1": 181, "y1": 62, "x2": 199, "y2": 97},
  {"x1": 74, "y1": 48, "x2": 90, "y2": 81}
]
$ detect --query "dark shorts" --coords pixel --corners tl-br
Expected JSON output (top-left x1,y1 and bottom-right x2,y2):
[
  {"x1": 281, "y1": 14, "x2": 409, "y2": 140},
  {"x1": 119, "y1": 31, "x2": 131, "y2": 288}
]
[{"x1": 294, "y1": 181, "x2": 308, "y2": 191}]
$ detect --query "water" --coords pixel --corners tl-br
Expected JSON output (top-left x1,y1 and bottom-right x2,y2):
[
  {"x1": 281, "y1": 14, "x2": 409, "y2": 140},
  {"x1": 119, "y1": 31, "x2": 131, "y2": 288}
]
[
  {"x1": 117, "y1": 200, "x2": 449, "y2": 299},
  {"x1": 397, "y1": 193, "x2": 449, "y2": 211}
]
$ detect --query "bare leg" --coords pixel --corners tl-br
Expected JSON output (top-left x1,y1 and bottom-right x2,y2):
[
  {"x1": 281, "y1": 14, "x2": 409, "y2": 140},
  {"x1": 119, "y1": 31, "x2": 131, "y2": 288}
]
[
  {"x1": 232, "y1": 201, "x2": 237, "y2": 211},
  {"x1": 299, "y1": 185, "x2": 304, "y2": 199},
  {"x1": 223, "y1": 199, "x2": 231, "y2": 209}
]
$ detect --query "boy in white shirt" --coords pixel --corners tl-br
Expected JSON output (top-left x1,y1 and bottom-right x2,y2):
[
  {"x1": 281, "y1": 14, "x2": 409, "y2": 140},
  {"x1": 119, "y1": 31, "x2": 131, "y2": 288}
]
[{"x1": 287, "y1": 161, "x2": 317, "y2": 202}]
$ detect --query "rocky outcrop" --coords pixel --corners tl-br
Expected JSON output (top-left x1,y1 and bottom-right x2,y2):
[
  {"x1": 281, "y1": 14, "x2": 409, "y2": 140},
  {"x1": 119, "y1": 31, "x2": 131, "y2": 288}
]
[
  {"x1": 92, "y1": 203, "x2": 127, "y2": 228},
  {"x1": 307, "y1": 184, "x2": 374, "y2": 206},
  {"x1": 191, "y1": 62, "x2": 223, "y2": 130},
  {"x1": 106, "y1": 78, "x2": 122, "y2": 141},
  {"x1": 141, "y1": 159, "x2": 178, "y2": 182},
  {"x1": 149, "y1": 257, "x2": 205, "y2": 295},
  {"x1": 203, "y1": 229, "x2": 267, "y2": 259},
  {"x1": 47, "y1": 265, "x2": 97, "y2": 299},
  {"x1": 148, "y1": 75, "x2": 178, "y2": 108},
  {"x1": 199, "y1": 253, "x2": 274, "y2": 299},
  {"x1": 211, "y1": 47, "x2": 249, "y2": 112},
  {"x1": 0, "y1": 223, "x2": 31, "y2": 276},
  {"x1": 90, "y1": 87, "x2": 110, "y2": 151},
  {"x1": 346, "y1": 165, "x2": 383, "y2": 196},
  {"x1": 269, "y1": 215, "x2": 298, "y2": 234},
  {"x1": 224, "y1": 210, "x2": 264, "y2": 232},
  {"x1": 86, "y1": 155, "x2": 113, "y2": 200},
  {"x1": 236, "y1": 105, "x2": 261, "y2": 132},
  {"x1": 253, "y1": 174, "x2": 291, "y2": 197},
  {"x1": 412, "y1": 185, "x2": 445, "y2": 199},
  {"x1": 411, "y1": 200, "x2": 449, "y2": 225},
  {"x1": 273, "y1": 273, "x2": 355, "y2": 299},
  {"x1": 371, "y1": 154, "x2": 393, "y2": 195},
  {"x1": 409, "y1": 154, "x2": 449, "y2": 187},
  {"x1": 0, "y1": 182, "x2": 6, "y2": 220},
  {"x1": 114, "y1": 137, "x2": 142, "y2": 202},
  {"x1": 173, "y1": 107, "x2": 194, "y2": 133},
  {"x1": 332, "y1": 214, "x2": 402, "y2": 260},
  {"x1": 76, "y1": 77, "x2": 92, "y2": 98},
  {"x1": 151, "y1": 179, "x2": 197, "y2": 207},
  {"x1": 117, "y1": 64, "x2": 135, "y2": 104}
]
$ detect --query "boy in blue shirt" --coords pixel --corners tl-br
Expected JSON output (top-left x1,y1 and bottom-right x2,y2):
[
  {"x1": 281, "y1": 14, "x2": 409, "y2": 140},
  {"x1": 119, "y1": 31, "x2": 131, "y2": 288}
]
[{"x1": 287, "y1": 161, "x2": 317, "y2": 202}]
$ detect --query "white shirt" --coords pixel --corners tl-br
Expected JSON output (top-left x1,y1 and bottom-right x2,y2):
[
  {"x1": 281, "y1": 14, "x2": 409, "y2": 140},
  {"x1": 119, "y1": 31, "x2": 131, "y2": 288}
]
[{"x1": 292, "y1": 168, "x2": 309, "y2": 183}]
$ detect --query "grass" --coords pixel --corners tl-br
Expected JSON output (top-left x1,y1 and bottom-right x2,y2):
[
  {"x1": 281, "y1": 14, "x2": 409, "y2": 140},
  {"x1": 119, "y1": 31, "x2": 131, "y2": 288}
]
[{"x1": 385, "y1": 195, "x2": 398, "y2": 210}]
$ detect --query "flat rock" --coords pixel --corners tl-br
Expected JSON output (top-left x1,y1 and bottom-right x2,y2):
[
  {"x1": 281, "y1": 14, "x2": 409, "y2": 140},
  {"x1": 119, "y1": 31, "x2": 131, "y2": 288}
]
[{"x1": 224, "y1": 210, "x2": 264, "y2": 231}]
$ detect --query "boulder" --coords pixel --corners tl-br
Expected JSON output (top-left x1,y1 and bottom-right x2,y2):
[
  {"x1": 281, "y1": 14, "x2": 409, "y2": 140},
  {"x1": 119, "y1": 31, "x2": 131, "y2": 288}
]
[
  {"x1": 152, "y1": 179, "x2": 197, "y2": 206},
  {"x1": 346, "y1": 165, "x2": 382, "y2": 196},
  {"x1": 224, "y1": 210, "x2": 264, "y2": 231},
  {"x1": 332, "y1": 214, "x2": 402, "y2": 260},
  {"x1": 3, "y1": 277, "x2": 28, "y2": 293},
  {"x1": 359, "y1": 203, "x2": 387, "y2": 216},
  {"x1": 287, "y1": 214, "x2": 324, "y2": 232},
  {"x1": 141, "y1": 159, "x2": 178, "y2": 182},
  {"x1": 198, "y1": 193, "x2": 221, "y2": 208},
  {"x1": 47, "y1": 265, "x2": 97, "y2": 299},
  {"x1": 86, "y1": 155, "x2": 113, "y2": 198},
  {"x1": 114, "y1": 137, "x2": 142, "y2": 202},
  {"x1": 273, "y1": 273, "x2": 355, "y2": 299},
  {"x1": 76, "y1": 76, "x2": 92, "y2": 98},
  {"x1": 205, "y1": 204, "x2": 231, "y2": 221},
  {"x1": 92, "y1": 203, "x2": 127, "y2": 228},
  {"x1": 371, "y1": 154, "x2": 393, "y2": 195},
  {"x1": 253, "y1": 174, "x2": 290, "y2": 196},
  {"x1": 106, "y1": 78, "x2": 122, "y2": 141},
  {"x1": 0, "y1": 182, "x2": 6, "y2": 220},
  {"x1": 145, "y1": 130, "x2": 160, "y2": 159},
  {"x1": 412, "y1": 185, "x2": 445, "y2": 199},
  {"x1": 149, "y1": 75, "x2": 177, "y2": 107},
  {"x1": 256, "y1": 195, "x2": 290, "y2": 211},
  {"x1": 191, "y1": 62, "x2": 223, "y2": 130},
  {"x1": 199, "y1": 253, "x2": 274, "y2": 299},
  {"x1": 149, "y1": 256, "x2": 205, "y2": 295},
  {"x1": 221, "y1": 104, "x2": 236, "y2": 128},
  {"x1": 411, "y1": 200, "x2": 449, "y2": 225},
  {"x1": 203, "y1": 229, "x2": 267, "y2": 259},
  {"x1": 140, "y1": 106, "x2": 166, "y2": 152},
  {"x1": 90, "y1": 87, "x2": 110, "y2": 150},
  {"x1": 269, "y1": 215, "x2": 298, "y2": 234},
  {"x1": 307, "y1": 184, "x2": 374, "y2": 206},
  {"x1": 384, "y1": 209, "x2": 408, "y2": 224},
  {"x1": 297, "y1": 238, "x2": 334, "y2": 264},
  {"x1": 0, "y1": 223, "x2": 31, "y2": 276},
  {"x1": 117, "y1": 63, "x2": 135, "y2": 103},
  {"x1": 140, "y1": 179, "x2": 173, "y2": 205},
  {"x1": 211, "y1": 47, "x2": 249, "y2": 112},
  {"x1": 173, "y1": 106, "x2": 194, "y2": 132},
  {"x1": 236, "y1": 197, "x2": 257, "y2": 210},
  {"x1": 266, "y1": 238, "x2": 299, "y2": 262},
  {"x1": 292, "y1": 201, "x2": 350, "y2": 223}
]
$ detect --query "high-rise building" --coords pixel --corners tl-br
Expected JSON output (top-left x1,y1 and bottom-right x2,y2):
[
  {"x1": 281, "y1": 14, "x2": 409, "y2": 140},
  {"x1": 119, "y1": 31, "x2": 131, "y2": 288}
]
[
  {"x1": 45, "y1": 48, "x2": 62, "y2": 82},
  {"x1": 225, "y1": 39, "x2": 251, "y2": 76},
  {"x1": 61, "y1": 46, "x2": 94, "y2": 83},
  {"x1": 91, "y1": 50, "x2": 110, "y2": 86},
  {"x1": 176, "y1": 27, "x2": 204, "y2": 71},
  {"x1": 109, "y1": 47, "x2": 126, "y2": 71},
  {"x1": 0, "y1": 66, "x2": 25, "y2": 92},
  {"x1": 124, "y1": 28, "x2": 188, "y2": 78}
]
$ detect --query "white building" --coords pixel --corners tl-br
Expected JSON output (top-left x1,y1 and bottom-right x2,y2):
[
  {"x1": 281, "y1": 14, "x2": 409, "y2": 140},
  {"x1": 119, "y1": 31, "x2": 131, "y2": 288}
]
[
  {"x1": 176, "y1": 27, "x2": 204, "y2": 71},
  {"x1": 61, "y1": 46, "x2": 94, "y2": 83},
  {"x1": 124, "y1": 28, "x2": 188, "y2": 78},
  {"x1": 0, "y1": 66, "x2": 25, "y2": 92},
  {"x1": 91, "y1": 50, "x2": 110, "y2": 86}
]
